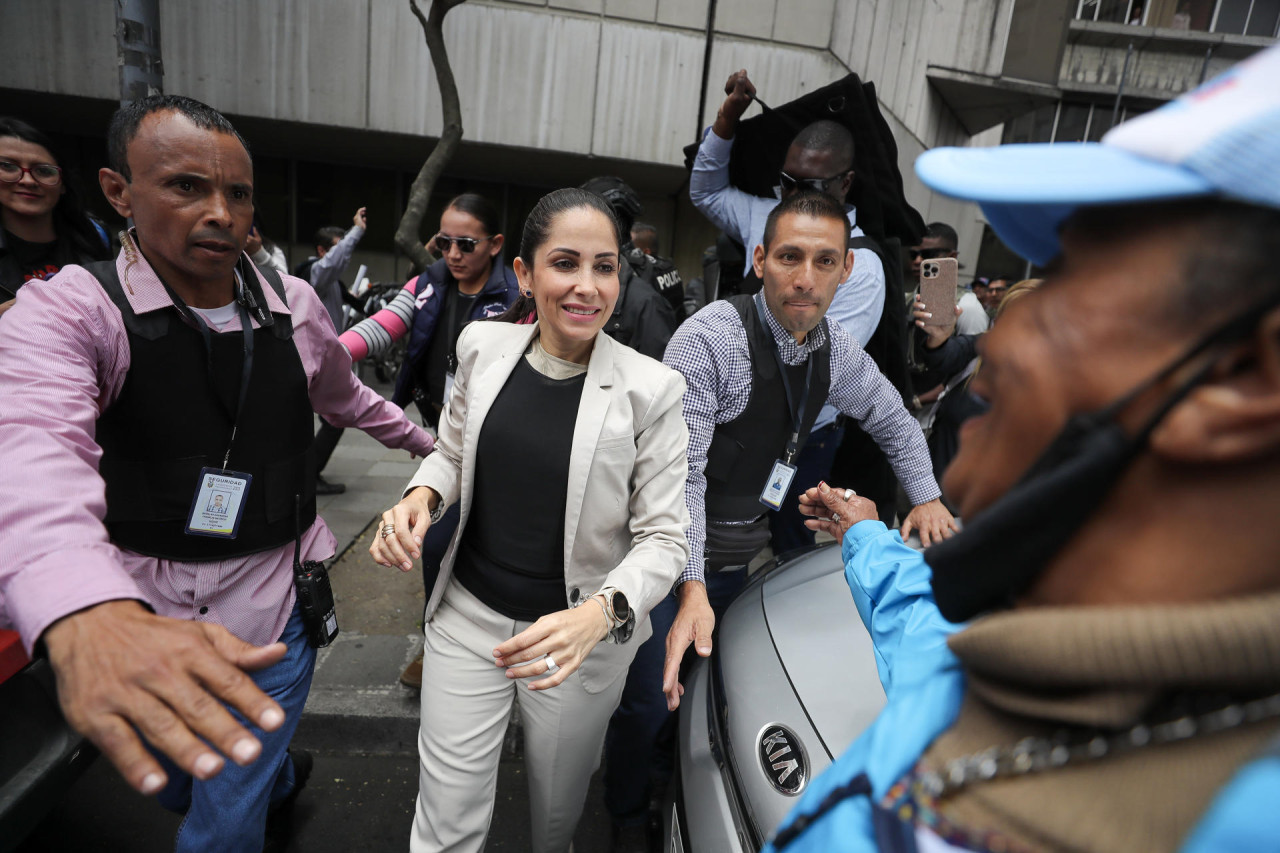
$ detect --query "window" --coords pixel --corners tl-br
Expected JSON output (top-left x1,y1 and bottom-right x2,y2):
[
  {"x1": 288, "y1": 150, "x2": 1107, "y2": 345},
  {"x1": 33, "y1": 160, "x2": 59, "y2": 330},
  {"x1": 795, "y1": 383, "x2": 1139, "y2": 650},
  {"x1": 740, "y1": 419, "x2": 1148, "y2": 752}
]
[
  {"x1": 1055, "y1": 103, "x2": 1092, "y2": 143},
  {"x1": 1085, "y1": 0, "x2": 1280, "y2": 33},
  {"x1": 1001, "y1": 104, "x2": 1058, "y2": 144},
  {"x1": 1003, "y1": 102, "x2": 1132, "y2": 145},
  {"x1": 1245, "y1": 0, "x2": 1280, "y2": 33},
  {"x1": 1087, "y1": 106, "x2": 1118, "y2": 140},
  {"x1": 1077, "y1": 0, "x2": 1141, "y2": 23},
  {"x1": 1144, "y1": 0, "x2": 1215, "y2": 28}
]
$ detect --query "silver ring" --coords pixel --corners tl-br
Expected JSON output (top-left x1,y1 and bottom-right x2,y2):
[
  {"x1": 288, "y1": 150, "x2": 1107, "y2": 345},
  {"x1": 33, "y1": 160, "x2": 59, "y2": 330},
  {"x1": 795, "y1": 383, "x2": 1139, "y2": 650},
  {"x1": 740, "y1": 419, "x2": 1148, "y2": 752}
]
[
  {"x1": 381, "y1": 523, "x2": 395, "y2": 539},
  {"x1": 831, "y1": 512, "x2": 842, "y2": 523},
  {"x1": 545, "y1": 655, "x2": 558, "y2": 674},
  {"x1": 843, "y1": 489, "x2": 856, "y2": 501}
]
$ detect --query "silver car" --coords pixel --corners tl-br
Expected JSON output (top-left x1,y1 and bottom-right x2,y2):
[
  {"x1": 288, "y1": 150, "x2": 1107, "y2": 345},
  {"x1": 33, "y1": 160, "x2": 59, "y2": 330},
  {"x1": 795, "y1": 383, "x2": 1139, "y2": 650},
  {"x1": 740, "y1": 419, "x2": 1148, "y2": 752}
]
[{"x1": 665, "y1": 542, "x2": 889, "y2": 852}]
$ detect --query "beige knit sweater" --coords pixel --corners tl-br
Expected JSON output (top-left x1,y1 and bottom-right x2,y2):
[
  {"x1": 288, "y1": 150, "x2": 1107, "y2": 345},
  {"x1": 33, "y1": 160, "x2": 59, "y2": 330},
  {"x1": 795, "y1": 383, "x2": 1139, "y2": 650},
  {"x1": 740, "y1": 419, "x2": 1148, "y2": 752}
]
[{"x1": 919, "y1": 591, "x2": 1280, "y2": 852}]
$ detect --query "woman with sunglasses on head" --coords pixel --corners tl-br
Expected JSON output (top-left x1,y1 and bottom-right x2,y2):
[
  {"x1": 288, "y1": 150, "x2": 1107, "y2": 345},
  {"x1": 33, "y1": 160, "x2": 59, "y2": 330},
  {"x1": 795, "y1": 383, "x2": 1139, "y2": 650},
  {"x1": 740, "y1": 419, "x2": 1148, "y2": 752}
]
[
  {"x1": 0, "y1": 118, "x2": 112, "y2": 315},
  {"x1": 371, "y1": 188, "x2": 689, "y2": 853}
]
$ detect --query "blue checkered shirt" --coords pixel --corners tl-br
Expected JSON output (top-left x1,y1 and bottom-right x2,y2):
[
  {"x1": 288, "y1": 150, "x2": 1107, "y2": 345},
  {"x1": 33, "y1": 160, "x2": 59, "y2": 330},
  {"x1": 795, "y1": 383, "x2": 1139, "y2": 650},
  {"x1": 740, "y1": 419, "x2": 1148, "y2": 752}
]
[{"x1": 663, "y1": 293, "x2": 940, "y2": 586}]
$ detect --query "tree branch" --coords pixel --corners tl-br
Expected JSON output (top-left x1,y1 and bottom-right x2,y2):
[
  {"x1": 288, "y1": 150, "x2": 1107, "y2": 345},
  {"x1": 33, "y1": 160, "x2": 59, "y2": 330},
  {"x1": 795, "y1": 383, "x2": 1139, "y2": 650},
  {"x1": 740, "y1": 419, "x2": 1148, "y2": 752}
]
[{"x1": 396, "y1": 0, "x2": 468, "y2": 272}]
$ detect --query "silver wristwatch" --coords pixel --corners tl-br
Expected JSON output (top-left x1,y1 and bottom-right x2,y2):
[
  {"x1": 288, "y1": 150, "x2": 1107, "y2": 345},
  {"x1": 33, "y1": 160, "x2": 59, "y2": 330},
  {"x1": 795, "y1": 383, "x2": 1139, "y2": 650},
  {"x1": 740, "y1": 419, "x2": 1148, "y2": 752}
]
[{"x1": 596, "y1": 587, "x2": 631, "y2": 629}]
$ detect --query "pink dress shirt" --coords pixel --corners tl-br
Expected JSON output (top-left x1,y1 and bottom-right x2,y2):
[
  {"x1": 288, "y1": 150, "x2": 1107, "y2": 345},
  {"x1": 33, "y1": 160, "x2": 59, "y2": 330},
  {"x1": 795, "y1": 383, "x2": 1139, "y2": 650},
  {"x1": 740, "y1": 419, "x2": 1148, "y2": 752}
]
[{"x1": 0, "y1": 241, "x2": 433, "y2": 653}]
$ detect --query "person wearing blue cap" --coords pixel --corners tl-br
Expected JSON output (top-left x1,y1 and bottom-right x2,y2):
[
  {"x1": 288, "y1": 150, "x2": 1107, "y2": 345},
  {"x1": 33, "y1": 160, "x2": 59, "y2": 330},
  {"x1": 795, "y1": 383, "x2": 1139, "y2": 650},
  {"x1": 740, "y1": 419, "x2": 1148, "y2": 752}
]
[{"x1": 764, "y1": 45, "x2": 1280, "y2": 853}]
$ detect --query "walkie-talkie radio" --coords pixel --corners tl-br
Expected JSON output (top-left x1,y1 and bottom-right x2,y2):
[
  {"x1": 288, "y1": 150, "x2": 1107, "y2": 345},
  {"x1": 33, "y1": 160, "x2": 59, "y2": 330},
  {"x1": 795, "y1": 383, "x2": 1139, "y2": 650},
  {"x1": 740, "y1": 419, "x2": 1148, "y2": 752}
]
[{"x1": 293, "y1": 495, "x2": 339, "y2": 648}]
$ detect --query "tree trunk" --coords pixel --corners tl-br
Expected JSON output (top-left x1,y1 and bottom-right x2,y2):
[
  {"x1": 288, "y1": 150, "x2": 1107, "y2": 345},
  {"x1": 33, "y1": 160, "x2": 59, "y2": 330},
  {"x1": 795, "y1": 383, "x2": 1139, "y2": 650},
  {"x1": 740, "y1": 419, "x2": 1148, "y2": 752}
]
[
  {"x1": 114, "y1": 0, "x2": 164, "y2": 106},
  {"x1": 396, "y1": 0, "x2": 469, "y2": 273}
]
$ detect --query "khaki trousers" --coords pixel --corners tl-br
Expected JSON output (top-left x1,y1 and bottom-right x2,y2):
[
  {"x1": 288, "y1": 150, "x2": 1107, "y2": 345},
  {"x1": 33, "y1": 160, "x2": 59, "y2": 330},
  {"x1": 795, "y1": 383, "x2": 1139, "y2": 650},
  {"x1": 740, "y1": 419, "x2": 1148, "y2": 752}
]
[{"x1": 410, "y1": 579, "x2": 627, "y2": 853}]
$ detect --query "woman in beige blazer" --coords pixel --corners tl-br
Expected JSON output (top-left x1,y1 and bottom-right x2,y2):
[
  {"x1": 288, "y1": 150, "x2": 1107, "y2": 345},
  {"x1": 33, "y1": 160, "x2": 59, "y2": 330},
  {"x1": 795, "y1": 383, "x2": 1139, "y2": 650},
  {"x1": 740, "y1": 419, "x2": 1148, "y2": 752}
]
[{"x1": 371, "y1": 188, "x2": 690, "y2": 853}]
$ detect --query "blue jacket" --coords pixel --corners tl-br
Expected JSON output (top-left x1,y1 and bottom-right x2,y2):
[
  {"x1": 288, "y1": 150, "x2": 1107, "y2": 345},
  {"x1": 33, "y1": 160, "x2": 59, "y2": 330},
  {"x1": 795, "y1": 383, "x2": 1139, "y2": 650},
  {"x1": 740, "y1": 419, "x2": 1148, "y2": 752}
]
[
  {"x1": 764, "y1": 521, "x2": 1280, "y2": 853},
  {"x1": 392, "y1": 258, "x2": 518, "y2": 407}
]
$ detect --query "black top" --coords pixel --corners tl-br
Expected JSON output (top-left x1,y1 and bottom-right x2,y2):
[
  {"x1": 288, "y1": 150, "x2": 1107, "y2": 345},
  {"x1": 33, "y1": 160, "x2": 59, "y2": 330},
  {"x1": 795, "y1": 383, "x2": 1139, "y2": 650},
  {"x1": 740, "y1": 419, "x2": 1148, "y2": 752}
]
[
  {"x1": 0, "y1": 229, "x2": 84, "y2": 299},
  {"x1": 424, "y1": 285, "x2": 479, "y2": 406},
  {"x1": 455, "y1": 356, "x2": 586, "y2": 620},
  {"x1": 703, "y1": 295, "x2": 831, "y2": 522}
]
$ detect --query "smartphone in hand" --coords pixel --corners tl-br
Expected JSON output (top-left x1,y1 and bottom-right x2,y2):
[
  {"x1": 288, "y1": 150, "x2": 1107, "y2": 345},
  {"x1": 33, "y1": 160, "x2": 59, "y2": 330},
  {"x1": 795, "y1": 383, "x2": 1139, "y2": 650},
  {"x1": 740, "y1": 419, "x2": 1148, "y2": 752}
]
[{"x1": 920, "y1": 258, "x2": 958, "y2": 334}]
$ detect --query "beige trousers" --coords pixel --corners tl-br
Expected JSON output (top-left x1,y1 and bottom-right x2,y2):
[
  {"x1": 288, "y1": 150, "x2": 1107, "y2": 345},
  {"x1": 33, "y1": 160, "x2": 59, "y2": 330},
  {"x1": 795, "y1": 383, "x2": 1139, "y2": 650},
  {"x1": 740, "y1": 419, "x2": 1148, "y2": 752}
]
[{"x1": 409, "y1": 579, "x2": 626, "y2": 853}]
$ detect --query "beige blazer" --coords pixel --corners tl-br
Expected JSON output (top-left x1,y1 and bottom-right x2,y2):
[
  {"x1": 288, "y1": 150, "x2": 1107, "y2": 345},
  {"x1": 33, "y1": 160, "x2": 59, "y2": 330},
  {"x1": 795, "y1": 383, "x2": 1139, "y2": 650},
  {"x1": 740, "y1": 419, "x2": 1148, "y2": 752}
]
[{"x1": 405, "y1": 320, "x2": 690, "y2": 693}]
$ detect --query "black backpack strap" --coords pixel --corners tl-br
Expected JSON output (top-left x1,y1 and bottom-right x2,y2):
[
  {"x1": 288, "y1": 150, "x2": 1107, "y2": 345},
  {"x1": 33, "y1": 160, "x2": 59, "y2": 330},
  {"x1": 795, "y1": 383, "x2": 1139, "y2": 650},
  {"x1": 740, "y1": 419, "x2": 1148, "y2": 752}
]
[
  {"x1": 848, "y1": 235, "x2": 882, "y2": 254},
  {"x1": 246, "y1": 261, "x2": 293, "y2": 340},
  {"x1": 258, "y1": 264, "x2": 288, "y2": 307}
]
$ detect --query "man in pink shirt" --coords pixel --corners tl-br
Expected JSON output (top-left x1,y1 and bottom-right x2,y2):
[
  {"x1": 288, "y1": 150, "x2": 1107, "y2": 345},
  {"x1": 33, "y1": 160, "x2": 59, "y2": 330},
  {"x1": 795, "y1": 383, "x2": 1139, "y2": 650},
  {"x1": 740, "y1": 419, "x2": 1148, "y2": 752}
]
[{"x1": 0, "y1": 95, "x2": 433, "y2": 852}]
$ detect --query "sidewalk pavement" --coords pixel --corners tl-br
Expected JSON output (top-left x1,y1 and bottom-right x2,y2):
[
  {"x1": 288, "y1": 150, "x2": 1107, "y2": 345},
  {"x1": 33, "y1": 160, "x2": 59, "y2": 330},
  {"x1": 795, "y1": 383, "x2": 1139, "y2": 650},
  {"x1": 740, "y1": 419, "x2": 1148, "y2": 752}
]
[{"x1": 298, "y1": 374, "x2": 429, "y2": 757}]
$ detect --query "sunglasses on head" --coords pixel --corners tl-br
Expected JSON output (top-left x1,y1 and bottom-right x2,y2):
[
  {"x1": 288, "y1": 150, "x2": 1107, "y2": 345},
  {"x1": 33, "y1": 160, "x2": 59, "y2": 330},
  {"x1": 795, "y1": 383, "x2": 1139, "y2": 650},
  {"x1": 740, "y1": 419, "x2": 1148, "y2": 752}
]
[
  {"x1": 778, "y1": 169, "x2": 848, "y2": 195},
  {"x1": 433, "y1": 234, "x2": 492, "y2": 254}
]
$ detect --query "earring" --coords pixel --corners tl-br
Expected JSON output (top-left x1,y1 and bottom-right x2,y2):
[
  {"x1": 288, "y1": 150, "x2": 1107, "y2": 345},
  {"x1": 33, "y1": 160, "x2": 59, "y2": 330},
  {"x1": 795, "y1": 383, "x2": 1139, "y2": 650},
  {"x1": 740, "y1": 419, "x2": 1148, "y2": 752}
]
[{"x1": 521, "y1": 290, "x2": 532, "y2": 297}]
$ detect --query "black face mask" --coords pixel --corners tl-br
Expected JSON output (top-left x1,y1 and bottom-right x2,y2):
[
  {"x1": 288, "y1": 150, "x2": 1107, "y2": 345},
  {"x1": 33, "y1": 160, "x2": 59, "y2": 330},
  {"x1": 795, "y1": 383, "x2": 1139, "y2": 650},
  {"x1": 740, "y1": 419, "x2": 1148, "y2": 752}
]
[{"x1": 926, "y1": 295, "x2": 1278, "y2": 624}]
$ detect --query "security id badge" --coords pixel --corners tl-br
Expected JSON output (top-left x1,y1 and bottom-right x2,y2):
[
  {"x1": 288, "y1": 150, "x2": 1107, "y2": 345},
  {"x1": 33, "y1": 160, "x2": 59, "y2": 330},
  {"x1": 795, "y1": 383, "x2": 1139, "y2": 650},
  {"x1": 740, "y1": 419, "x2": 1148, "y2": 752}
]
[
  {"x1": 759, "y1": 459, "x2": 797, "y2": 511},
  {"x1": 186, "y1": 467, "x2": 253, "y2": 538}
]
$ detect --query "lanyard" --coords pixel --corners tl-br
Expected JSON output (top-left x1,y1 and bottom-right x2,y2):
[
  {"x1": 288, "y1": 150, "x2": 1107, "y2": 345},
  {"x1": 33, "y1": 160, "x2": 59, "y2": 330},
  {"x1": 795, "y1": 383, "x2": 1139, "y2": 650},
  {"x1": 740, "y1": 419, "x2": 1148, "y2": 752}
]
[
  {"x1": 754, "y1": 296, "x2": 813, "y2": 465},
  {"x1": 161, "y1": 275, "x2": 256, "y2": 471}
]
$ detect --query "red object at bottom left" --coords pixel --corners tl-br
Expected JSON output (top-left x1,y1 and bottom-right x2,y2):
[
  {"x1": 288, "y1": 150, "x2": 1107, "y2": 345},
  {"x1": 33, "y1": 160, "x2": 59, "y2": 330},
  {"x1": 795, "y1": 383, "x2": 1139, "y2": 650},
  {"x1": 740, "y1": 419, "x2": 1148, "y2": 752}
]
[{"x1": 0, "y1": 629, "x2": 30, "y2": 683}]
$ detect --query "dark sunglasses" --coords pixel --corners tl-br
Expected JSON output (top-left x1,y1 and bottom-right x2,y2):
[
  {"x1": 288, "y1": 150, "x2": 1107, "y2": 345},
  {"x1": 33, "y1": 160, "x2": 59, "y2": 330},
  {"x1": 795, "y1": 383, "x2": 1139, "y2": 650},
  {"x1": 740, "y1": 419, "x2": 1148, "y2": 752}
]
[
  {"x1": 909, "y1": 248, "x2": 951, "y2": 261},
  {"x1": 778, "y1": 169, "x2": 849, "y2": 194},
  {"x1": 433, "y1": 233, "x2": 492, "y2": 254}
]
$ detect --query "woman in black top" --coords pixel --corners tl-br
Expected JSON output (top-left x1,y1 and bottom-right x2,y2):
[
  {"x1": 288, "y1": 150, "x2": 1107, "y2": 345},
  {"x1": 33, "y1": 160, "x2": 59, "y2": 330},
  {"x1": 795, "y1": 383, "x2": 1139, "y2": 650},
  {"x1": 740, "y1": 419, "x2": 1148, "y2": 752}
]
[
  {"x1": 371, "y1": 188, "x2": 690, "y2": 853},
  {"x1": 0, "y1": 118, "x2": 111, "y2": 313}
]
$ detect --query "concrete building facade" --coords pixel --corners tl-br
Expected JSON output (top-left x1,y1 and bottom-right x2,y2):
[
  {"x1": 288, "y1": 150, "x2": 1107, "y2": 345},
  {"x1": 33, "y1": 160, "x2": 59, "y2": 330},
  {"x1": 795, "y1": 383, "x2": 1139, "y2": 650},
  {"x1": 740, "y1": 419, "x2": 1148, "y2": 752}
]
[{"x1": 2, "y1": 0, "x2": 1273, "y2": 285}]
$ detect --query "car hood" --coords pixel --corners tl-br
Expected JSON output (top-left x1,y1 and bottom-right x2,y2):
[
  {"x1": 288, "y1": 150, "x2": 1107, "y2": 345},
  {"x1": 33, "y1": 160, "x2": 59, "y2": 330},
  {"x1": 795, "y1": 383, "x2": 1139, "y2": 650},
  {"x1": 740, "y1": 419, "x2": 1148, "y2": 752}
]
[{"x1": 761, "y1": 545, "x2": 886, "y2": 760}]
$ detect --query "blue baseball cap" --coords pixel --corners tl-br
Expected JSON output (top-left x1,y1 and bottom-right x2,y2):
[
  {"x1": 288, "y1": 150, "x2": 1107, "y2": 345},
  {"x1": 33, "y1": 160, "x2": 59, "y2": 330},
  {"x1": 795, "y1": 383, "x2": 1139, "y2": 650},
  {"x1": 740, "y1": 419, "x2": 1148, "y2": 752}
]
[{"x1": 916, "y1": 44, "x2": 1280, "y2": 266}]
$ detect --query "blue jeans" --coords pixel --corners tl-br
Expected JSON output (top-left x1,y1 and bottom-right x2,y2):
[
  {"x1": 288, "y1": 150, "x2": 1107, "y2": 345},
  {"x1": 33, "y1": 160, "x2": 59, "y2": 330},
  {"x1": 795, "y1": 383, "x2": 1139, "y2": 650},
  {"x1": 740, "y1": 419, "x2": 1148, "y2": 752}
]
[
  {"x1": 153, "y1": 601, "x2": 317, "y2": 853},
  {"x1": 603, "y1": 567, "x2": 747, "y2": 823},
  {"x1": 769, "y1": 423, "x2": 845, "y2": 557}
]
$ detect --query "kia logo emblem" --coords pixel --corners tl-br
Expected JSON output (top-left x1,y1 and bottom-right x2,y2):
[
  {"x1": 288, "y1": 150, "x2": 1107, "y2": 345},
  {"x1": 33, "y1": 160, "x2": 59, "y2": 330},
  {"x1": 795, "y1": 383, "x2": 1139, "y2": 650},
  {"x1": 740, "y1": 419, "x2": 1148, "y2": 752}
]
[{"x1": 758, "y1": 723, "x2": 808, "y2": 796}]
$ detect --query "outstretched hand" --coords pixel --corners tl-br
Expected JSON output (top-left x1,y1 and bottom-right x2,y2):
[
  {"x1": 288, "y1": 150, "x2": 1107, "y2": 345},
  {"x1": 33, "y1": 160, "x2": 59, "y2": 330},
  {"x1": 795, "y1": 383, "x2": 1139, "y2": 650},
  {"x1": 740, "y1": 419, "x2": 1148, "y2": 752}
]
[
  {"x1": 900, "y1": 498, "x2": 959, "y2": 547},
  {"x1": 798, "y1": 481, "x2": 880, "y2": 545},
  {"x1": 370, "y1": 486, "x2": 437, "y2": 572},
  {"x1": 663, "y1": 581, "x2": 715, "y2": 711},
  {"x1": 42, "y1": 600, "x2": 287, "y2": 796}
]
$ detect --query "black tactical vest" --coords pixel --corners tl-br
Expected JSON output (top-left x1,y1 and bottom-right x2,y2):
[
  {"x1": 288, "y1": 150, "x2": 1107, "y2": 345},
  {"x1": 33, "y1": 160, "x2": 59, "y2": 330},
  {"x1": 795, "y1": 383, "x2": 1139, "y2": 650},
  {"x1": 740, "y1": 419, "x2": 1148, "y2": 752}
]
[
  {"x1": 88, "y1": 260, "x2": 317, "y2": 560},
  {"x1": 703, "y1": 295, "x2": 831, "y2": 522}
]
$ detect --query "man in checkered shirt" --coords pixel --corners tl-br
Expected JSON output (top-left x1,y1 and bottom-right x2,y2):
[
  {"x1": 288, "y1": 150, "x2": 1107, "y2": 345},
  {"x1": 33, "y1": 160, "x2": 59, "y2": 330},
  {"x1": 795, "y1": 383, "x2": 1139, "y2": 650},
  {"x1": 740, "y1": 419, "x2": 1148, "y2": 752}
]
[{"x1": 601, "y1": 192, "x2": 955, "y2": 839}]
